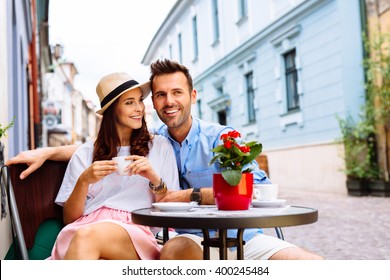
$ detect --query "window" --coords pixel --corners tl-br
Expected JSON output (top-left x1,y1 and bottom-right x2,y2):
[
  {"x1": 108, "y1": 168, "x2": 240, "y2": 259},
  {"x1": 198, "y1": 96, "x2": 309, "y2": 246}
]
[
  {"x1": 284, "y1": 49, "x2": 299, "y2": 111},
  {"x1": 192, "y1": 16, "x2": 199, "y2": 60},
  {"x1": 270, "y1": 24, "x2": 303, "y2": 129},
  {"x1": 238, "y1": 0, "x2": 248, "y2": 19},
  {"x1": 217, "y1": 86, "x2": 223, "y2": 96},
  {"x1": 208, "y1": 76, "x2": 230, "y2": 125},
  {"x1": 245, "y1": 72, "x2": 256, "y2": 122},
  {"x1": 178, "y1": 33, "x2": 183, "y2": 63},
  {"x1": 216, "y1": 86, "x2": 226, "y2": 124},
  {"x1": 197, "y1": 99, "x2": 202, "y2": 119},
  {"x1": 218, "y1": 110, "x2": 227, "y2": 125},
  {"x1": 169, "y1": 44, "x2": 173, "y2": 59},
  {"x1": 212, "y1": 0, "x2": 220, "y2": 43}
]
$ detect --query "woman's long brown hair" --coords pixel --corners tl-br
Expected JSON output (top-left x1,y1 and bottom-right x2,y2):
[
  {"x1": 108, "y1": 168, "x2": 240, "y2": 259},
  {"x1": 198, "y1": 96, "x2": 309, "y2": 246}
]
[{"x1": 93, "y1": 98, "x2": 152, "y2": 162}]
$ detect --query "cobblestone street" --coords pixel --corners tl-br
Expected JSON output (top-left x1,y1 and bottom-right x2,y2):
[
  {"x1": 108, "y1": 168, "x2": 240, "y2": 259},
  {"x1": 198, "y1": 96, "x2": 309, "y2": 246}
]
[{"x1": 262, "y1": 189, "x2": 390, "y2": 260}]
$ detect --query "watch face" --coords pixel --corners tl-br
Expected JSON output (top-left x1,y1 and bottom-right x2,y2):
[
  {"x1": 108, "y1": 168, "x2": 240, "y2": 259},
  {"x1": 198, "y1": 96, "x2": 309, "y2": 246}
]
[{"x1": 191, "y1": 189, "x2": 201, "y2": 203}]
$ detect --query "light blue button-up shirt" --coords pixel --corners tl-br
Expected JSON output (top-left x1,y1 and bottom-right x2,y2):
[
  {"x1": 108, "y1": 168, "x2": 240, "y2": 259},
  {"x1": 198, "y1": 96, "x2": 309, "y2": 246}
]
[{"x1": 154, "y1": 118, "x2": 272, "y2": 244}]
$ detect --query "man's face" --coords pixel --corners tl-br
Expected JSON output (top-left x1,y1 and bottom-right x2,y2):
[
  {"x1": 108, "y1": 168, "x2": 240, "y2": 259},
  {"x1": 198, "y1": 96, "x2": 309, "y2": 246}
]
[{"x1": 152, "y1": 72, "x2": 196, "y2": 131}]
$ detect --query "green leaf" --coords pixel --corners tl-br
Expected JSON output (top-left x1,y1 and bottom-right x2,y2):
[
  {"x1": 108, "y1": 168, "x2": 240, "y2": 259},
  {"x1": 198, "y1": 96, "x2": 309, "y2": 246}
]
[
  {"x1": 0, "y1": 117, "x2": 15, "y2": 139},
  {"x1": 242, "y1": 143, "x2": 262, "y2": 165},
  {"x1": 211, "y1": 145, "x2": 227, "y2": 153},
  {"x1": 232, "y1": 145, "x2": 246, "y2": 156},
  {"x1": 221, "y1": 169, "x2": 242, "y2": 186},
  {"x1": 245, "y1": 141, "x2": 259, "y2": 147},
  {"x1": 209, "y1": 154, "x2": 220, "y2": 166}
]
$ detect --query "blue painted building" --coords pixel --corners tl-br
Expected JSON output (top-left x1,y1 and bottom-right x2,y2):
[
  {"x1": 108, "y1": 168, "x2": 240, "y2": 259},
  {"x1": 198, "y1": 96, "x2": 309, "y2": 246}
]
[
  {"x1": 142, "y1": 0, "x2": 367, "y2": 194},
  {"x1": 1, "y1": 0, "x2": 50, "y2": 156},
  {"x1": 0, "y1": 0, "x2": 51, "y2": 259}
]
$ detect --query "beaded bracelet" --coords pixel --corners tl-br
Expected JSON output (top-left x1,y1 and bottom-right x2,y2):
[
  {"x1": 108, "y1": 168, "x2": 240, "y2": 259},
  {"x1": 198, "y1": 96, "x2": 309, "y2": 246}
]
[{"x1": 149, "y1": 179, "x2": 167, "y2": 194}]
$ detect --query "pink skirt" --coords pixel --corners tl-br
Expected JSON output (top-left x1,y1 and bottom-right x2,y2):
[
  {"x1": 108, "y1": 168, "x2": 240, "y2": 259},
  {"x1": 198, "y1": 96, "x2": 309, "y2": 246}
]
[{"x1": 49, "y1": 207, "x2": 160, "y2": 260}]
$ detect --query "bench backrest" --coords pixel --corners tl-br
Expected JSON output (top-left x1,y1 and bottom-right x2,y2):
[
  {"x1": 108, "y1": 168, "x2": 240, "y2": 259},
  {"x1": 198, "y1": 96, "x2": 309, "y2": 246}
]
[{"x1": 9, "y1": 160, "x2": 68, "y2": 249}]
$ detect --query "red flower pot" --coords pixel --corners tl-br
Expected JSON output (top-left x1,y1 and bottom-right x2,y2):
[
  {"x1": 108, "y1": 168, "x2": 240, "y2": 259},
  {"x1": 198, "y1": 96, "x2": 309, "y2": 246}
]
[{"x1": 213, "y1": 173, "x2": 253, "y2": 210}]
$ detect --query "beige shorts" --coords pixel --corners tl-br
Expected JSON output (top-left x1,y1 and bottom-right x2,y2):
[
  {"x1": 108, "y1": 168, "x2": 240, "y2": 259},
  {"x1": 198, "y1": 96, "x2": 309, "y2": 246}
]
[{"x1": 177, "y1": 233, "x2": 296, "y2": 260}]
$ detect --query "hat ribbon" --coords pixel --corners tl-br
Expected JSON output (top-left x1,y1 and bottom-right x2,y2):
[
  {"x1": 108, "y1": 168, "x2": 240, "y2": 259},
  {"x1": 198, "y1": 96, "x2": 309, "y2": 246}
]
[{"x1": 100, "y1": 80, "x2": 139, "y2": 108}]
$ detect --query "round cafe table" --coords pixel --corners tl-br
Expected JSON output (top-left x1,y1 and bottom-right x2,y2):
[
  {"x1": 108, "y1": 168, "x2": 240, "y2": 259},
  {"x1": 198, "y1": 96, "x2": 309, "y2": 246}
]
[{"x1": 131, "y1": 205, "x2": 318, "y2": 260}]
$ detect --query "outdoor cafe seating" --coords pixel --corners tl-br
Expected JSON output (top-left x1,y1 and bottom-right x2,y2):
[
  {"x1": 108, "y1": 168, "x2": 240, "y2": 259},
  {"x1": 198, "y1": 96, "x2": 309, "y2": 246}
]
[{"x1": 2, "y1": 155, "x2": 282, "y2": 260}]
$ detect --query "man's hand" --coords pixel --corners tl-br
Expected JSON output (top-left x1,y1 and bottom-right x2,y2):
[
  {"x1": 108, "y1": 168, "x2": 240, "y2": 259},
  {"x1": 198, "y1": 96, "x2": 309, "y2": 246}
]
[
  {"x1": 159, "y1": 189, "x2": 192, "y2": 202},
  {"x1": 6, "y1": 149, "x2": 50, "y2": 180},
  {"x1": 159, "y1": 188, "x2": 216, "y2": 205},
  {"x1": 5, "y1": 145, "x2": 78, "y2": 180}
]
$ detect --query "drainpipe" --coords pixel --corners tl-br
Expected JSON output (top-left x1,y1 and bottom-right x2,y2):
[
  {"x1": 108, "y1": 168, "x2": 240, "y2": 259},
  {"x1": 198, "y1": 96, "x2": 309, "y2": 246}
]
[{"x1": 359, "y1": 0, "x2": 368, "y2": 80}]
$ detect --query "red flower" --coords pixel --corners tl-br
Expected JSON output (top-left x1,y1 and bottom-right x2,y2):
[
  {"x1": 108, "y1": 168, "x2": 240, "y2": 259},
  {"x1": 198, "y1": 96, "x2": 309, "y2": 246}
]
[
  {"x1": 239, "y1": 146, "x2": 250, "y2": 153},
  {"x1": 224, "y1": 141, "x2": 232, "y2": 149},
  {"x1": 220, "y1": 133, "x2": 229, "y2": 140},
  {"x1": 228, "y1": 130, "x2": 241, "y2": 138},
  {"x1": 210, "y1": 129, "x2": 263, "y2": 186}
]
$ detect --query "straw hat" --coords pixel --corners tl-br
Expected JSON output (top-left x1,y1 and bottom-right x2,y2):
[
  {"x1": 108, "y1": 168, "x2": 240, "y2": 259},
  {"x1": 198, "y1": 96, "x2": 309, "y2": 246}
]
[{"x1": 96, "y1": 72, "x2": 150, "y2": 115}]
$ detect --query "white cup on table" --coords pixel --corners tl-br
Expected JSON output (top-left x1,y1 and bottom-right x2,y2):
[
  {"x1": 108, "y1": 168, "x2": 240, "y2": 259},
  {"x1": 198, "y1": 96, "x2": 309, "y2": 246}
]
[
  {"x1": 253, "y1": 184, "x2": 279, "y2": 201},
  {"x1": 112, "y1": 156, "x2": 132, "y2": 176}
]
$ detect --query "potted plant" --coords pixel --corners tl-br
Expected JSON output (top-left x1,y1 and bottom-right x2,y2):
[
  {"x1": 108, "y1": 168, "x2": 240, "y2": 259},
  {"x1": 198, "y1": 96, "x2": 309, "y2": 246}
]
[
  {"x1": 1, "y1": 118, "x2": 15, "y2": 219},
  {"x1": 209, "y1": 130, "x2": 262, "y2": 210},
  {"x1": 337, "y1": 115, "x2": 379, "y2": 196},
  {"x1": 362, "y1": 32, "x2": 390, "y2": 196},
  {"x1": 0, "y1": 118, "x2": 15, "y2": 164},
  {"x1": 336, "y1": 32, "x2": 390, "y2": 196}
]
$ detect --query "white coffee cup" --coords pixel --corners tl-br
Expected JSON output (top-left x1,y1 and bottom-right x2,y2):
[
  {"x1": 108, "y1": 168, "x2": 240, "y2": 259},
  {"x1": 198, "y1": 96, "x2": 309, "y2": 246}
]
[
  {"x1": 253, "y1": 184, "x2": 279, "y2": 201},
  {"x1": 112, "y1": 156, "x2": 132, "y2": 176}
]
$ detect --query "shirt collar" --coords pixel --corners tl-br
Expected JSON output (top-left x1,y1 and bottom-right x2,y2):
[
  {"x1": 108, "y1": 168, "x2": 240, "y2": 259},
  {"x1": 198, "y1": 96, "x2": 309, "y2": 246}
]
[
  {"x1": 158, "y1": 117, "x2": 200, "y2": 146},
  {"x1": 184, "y1": 117, "x2": 200, "y2": 146}
]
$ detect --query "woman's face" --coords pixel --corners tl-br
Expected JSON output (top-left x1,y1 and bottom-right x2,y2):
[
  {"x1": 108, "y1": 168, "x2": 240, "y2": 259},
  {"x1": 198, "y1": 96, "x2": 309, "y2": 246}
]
[{"x1": 115, "y1": 87, "x2": 145, "y2": 132}]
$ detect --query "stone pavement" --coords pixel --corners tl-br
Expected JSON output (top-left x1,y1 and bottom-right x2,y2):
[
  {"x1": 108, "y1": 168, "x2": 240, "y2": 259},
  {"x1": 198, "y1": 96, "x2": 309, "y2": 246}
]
[{"x1": 261, "y1": 189, "x2": 390, "y2": 260}]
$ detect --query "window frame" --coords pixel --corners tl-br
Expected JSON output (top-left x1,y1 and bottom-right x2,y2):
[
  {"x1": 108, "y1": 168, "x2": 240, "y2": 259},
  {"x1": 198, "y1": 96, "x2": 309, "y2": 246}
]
[
  {"x1": 238, "y1": 0, "x2": 248, "y2": 20},
  {"x1": 211, "y1": 0, "x2": 220, "y2": 44},
  {"x1": 284, "y1": 49, "x2": 300, "y2": 112},
  {"x1": 169, "y1": 44, "x2": 173, "y2": 60},
  {"x1": 178, "y1": 33, "x2": 183, "y2": 63},
  {"x1": 192, "y1": 16, "x2": 199, "y2": 61},
  {"x1": 270, "y1": 24, "x2": 304, "y2": 130},
  {"x1": 245, "y1": 71, "x2": 256, "y2": 123},
  {"x1": 196, "y1": 99, "x2": 202, "y2": 119}
]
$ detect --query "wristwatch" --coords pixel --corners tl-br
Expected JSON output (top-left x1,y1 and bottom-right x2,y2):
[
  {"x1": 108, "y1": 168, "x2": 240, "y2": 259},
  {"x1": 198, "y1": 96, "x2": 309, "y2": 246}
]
[{"x1": 190, "y1": 188, "x2": 202, "y2": 204}]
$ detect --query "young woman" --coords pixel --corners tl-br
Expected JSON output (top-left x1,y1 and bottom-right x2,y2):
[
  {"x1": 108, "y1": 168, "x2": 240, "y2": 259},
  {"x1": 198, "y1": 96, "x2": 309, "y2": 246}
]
[{"x1": 50, "y1": 72, "x2": 179, "y2": 260}]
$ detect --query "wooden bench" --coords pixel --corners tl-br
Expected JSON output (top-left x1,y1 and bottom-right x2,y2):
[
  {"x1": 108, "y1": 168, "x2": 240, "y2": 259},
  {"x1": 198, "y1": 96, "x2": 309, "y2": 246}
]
[
  {"x1": 256, "y1": 154, "x2": 270, "y2": 178},
  {"x1": 5, "y1": 161, "x2": 68, "y2": 259}
]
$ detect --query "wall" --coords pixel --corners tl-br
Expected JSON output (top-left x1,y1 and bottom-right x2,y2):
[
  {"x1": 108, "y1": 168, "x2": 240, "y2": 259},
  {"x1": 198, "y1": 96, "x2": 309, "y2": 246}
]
[
  {"x1": 142, "y1": 0, "x2": 366, "y2": 194},
  {"x1": 0, "y1": 0, "x2": 35, "y2": 260},
  {"x1": 266, "y1": 142, "x2": 347, "y2": 194},
  {"x1": 0, "y1": 0, "x2": 12, "y2": 260}
]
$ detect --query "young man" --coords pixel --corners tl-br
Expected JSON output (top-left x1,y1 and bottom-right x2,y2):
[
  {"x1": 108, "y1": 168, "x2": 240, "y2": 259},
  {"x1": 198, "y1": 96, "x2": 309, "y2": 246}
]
[{"x1": 7, "y1": 59, "x2": 323, "y2": 260}]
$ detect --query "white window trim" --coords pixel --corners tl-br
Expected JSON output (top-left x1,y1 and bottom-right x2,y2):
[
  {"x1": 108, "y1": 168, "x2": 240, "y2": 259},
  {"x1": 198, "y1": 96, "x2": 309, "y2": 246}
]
[
  {"x1": 271, "y1": 24, "x2": 304, "y2": 130},
  {"x1": 237, "y1": 53, "x2": 258, "y2": 125}
]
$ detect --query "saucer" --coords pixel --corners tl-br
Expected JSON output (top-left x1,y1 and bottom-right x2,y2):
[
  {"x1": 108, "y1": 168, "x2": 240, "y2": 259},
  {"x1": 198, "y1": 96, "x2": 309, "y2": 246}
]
[
  {"x1": 152, "y1": 202, "x2": 198, "y2": 212},
  {"x1": 251, "y1": 199, "x2": 287, "y2": 208}
]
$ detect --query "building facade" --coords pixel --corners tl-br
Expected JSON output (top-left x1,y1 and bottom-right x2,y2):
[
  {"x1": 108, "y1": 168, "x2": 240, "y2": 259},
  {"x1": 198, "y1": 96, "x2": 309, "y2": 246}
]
[
  {"x1": 0, "y1": 0, "x2": 45, "y2": 259},
  {"x1": 142, "y1": 0, "x2": 368, "y2": 194},
  {"x1": 41, "y1": 52, "x2": 97, "y2": 147},
  {"x1": 0, "y1": 0, "x2": 97, "y2": 259}
]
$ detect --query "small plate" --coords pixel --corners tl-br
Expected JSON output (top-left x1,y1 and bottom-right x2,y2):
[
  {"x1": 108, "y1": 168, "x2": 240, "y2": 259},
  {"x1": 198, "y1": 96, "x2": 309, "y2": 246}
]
[
  {"x1": 251, "y1": 199, "x2": 287, "y2": 208},
  {"x1": 152, "y1": 202, "x2": 198, "y2": 212}
]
